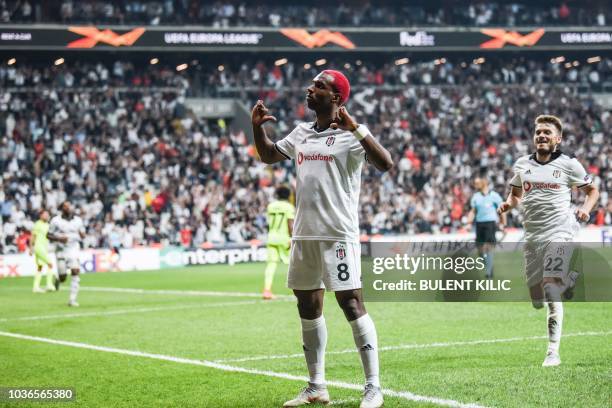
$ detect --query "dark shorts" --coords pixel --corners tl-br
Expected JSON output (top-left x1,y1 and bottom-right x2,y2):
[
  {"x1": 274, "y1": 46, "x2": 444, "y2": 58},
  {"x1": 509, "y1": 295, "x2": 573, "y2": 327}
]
[{"x1": 475, "y1": 221, "x2": 497, "y2": 244}]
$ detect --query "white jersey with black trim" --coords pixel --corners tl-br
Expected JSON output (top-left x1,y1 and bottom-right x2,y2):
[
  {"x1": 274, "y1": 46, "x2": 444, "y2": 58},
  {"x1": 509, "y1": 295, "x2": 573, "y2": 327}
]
[
  {"x1": 275, "y1": 122, "x2": 367, "y2": 242},
  {"x1": 509, "y1": 151, "x2": 592, "y2": 242},
  {"x1": 50, "y1": 215, "x2": 85, "y2": 253}
]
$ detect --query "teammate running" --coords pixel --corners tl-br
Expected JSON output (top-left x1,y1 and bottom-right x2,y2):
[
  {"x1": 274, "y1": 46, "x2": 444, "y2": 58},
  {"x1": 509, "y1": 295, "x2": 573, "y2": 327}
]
[
  {"x1": 498, "y1": 115, "x2": 599, "y2": 367},
  {"x1": 49, "y1": 201, "x2": 86, "y2": 307},
  {"x1": 30, "y1": 209, "x2": 57, "y2": 292},
  {"x1": 263, "y1": 185, "x2": 295, "y2": 300},
  {"x1": 252, "y1": 70, "x2": 393, "y2": 408},
  {"x1": 466, "y1": 177, "x2": 505, "y2": 278}
]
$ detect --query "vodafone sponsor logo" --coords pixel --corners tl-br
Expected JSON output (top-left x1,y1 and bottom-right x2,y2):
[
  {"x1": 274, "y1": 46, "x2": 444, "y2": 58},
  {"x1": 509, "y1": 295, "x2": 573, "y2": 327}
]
[
  {"x1": 297, "y1": 152, "x2": 334, "y2": 165},
  {"x1": 523, "y1": 181, "x2": 560, "y2": 192}
]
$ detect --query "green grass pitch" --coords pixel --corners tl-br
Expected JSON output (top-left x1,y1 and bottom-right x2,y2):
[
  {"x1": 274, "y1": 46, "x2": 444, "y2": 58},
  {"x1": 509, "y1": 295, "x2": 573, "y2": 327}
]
[{"x1": 1, "y1": 263, "x2": 611, "y2": 407}]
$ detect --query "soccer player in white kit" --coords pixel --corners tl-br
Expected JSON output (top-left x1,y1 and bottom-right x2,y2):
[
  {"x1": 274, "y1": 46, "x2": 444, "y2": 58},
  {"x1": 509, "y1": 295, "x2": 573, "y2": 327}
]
[
  {"x1": 49, "y1": 201, "x2": 86, "y2": 307},
  {"x1": 498, "y1": 115, "x2": 599, "y2": 367},
  {"x1": 252, "y1": 70, "x2": 393, "y2": 408}
]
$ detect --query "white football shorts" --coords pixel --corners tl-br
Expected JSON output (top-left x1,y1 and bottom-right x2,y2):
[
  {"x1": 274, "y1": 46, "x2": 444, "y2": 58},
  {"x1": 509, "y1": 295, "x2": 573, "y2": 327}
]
[
  {"x1": 56, "y1": 248, "x2": 80, "y2": 272},
  {"x1": 524, "y1": 240, "x2": 576, "y2": 288},
  {"x1": 287, "y1": 240, "x2": 361, "y2": 292}
]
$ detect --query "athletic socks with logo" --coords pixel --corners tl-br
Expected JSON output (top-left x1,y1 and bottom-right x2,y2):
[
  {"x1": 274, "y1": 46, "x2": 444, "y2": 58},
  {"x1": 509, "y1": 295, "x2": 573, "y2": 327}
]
[
  {"x1": 349, "y1": 313, "x2": 380, "y2": 387},
  {"x1": 546, "y1": 301, "x2": 563, "y2": 353},
  {"x1": 301, "y1": 316, "x2": 327, "y2": 385}
]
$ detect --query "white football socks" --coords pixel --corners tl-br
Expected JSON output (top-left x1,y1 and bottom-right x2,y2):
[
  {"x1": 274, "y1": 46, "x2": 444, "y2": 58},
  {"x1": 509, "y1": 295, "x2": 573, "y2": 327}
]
[
  {"x1": 301, "y1": 316, "x2": 327, "y2": 385},
  {"x1": 546, "y1": 301, "x2": 563, "y2": 353},
  {"x1": 349, "y1": 314, "x2": 380, "y2": 387},
  {"x1": 69, "y1": 274, "x2": 80, "y2": 303}
]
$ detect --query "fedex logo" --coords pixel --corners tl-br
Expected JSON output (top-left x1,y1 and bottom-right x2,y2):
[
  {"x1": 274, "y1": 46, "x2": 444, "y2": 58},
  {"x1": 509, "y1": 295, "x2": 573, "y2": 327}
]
[{"x1": 79, "y1": 250, "x2": 119, "y2": 273}]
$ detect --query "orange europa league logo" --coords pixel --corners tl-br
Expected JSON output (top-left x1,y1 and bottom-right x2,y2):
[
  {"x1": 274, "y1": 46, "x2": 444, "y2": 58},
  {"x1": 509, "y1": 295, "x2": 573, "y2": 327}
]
[
  {"x1": 480, "y1": 28, "x2": 545, "y2": 48},
  {"x1": 67, "y1": 27, "x2": 146, "y2": 48},
  {"x1": 280, "y1": 28, "x2": 355, "y2": 49}
]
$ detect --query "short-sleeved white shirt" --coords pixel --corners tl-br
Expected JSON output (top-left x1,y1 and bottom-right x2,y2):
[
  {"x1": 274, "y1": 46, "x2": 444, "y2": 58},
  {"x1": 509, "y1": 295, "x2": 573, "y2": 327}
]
[
  {"x1": 275, "y1": 122, "x2": 367, "y2": 242},
  {"x1": 50, "y1": 215, "x2": 84, "y2": 253},
  {"x1": 509, "y1": 152, "x2": 592, "y2": 242}
]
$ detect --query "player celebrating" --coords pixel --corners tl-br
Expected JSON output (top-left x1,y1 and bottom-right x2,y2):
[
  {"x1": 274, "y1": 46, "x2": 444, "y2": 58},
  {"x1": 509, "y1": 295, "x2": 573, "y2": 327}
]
[
  {"x1": 466, "y1": 177, "x2": 505, "y2": 278},
  {"x1": 252, "y1": 70, "x2": 393, "y2": 408},
  {"x1": 49, "y1": 201, "x2": 86, "y2": 307},
  {"x1": 263, "y1": 185, "x2": 295, "y2": 300},
  {"x1": 498, "y1": 115, "x2": 599, "y2": 367},
  {"x1": 30, "y1": 209, "x2": 57, "y2": 292}
]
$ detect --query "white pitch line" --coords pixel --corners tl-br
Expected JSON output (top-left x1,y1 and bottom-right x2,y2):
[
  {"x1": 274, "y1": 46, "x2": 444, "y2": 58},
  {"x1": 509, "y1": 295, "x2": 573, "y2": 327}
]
[
  {"x1": 329, "y1": 398, "x2": 360, "y2": 405},
  {"x1": 0, "y1": 299, "x2": 291, "y2": 323},
  {"x1": 214, "y1": 330, "x2": 612, "y2": 363},
  {"x1": 0, "y1": 331, "x2": 487, "y2": 408},
  {"x1": 75, "y1": 286, "x2": 295, "y2": 300}
]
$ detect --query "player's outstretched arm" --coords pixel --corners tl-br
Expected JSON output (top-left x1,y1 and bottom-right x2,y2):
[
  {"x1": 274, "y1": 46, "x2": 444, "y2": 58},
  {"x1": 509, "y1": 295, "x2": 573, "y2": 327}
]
[
  {"x1": 575, "y1": 184, "x2": 600, "y2": 222},
  {"x1": 47, "y1": 233, "x2": 68, "y2": 244},
  {"x1": 331, "y1": 107, "x2": 393, "y2": 172},
  {"x1": 498, "y1": 186, "x2": 522, "y2": 215},
  {"x1": 251, "y1": 100, "x2": 285, "y2": 164}
]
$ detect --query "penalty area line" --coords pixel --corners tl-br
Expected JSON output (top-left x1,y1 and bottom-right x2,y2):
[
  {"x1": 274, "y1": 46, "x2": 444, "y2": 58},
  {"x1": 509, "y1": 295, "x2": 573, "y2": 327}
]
[
  {"x1": 0, "y1": 331, "x2": 487, "y2": 408},
  {"x1": 0, "y1": 299, "x2": 292, "y2": 323},
  {"x1": 74, "y1": 286, "x2": 295, "y2": 300}
]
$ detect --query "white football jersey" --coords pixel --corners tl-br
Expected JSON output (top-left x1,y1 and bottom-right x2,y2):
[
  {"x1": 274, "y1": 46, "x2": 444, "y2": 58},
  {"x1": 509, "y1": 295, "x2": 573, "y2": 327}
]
[
  {"x1": 275, "y1": 122, "x2": 367, "y2": 242},
  {"x1": 50, "y1": 215, "x2": 85, "y2": 252},
  {"x1": 509, "y1": 152, "x2": 592, "y2": 242}
]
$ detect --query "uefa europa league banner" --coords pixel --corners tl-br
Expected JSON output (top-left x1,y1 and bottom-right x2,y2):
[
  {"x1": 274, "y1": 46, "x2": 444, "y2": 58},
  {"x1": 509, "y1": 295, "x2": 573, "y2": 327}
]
[{"x1": 0, "y1": 26, "x2": 610, "y2": 52}]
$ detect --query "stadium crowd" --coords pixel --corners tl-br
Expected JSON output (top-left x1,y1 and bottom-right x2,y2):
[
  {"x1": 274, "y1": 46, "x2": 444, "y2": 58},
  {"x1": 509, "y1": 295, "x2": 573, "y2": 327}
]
[
  {"x1": 0, "y1": 58, "x2": 610, "y2": 251},
  {"x1": 1, "y1": 56, "x2": 609, "y2": 96},
  {"x1": 197, "y1": 57, "x2": 612, "y2": 98},
  {"x1": 0, "y1": 0, "x2": 610, "y2": 27}
]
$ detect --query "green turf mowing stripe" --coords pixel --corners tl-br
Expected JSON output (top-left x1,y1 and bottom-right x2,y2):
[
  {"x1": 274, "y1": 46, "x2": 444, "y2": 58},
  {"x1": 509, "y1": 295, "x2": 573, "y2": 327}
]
[{"x1": 214, "y1": 330, "x2": 612, "y2": 363}]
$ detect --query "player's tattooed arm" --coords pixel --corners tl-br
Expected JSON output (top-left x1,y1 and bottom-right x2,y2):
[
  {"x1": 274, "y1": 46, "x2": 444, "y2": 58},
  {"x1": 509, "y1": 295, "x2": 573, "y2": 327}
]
[
  {"x1": 575, "y1": 183, "x2": 600, "y2": 222},
  {"x1": 331, "y1": 106, "x2": 393, "y2": 172},
  {"x1": 251, "y1": 100, "x2": 285, "y2": 164},
  {"x1": 498, "y1": 186, "x2": 523, "y2": 215}
]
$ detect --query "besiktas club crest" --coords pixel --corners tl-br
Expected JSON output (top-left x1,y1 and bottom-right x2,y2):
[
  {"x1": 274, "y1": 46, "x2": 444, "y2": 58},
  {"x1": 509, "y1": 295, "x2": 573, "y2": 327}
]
[
  {"x1": 335, "y1": 243, "x2": 346, "y2": 260},
  {"x1": 326, "y1": 136, "x2": 335, "y2": 146}
]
